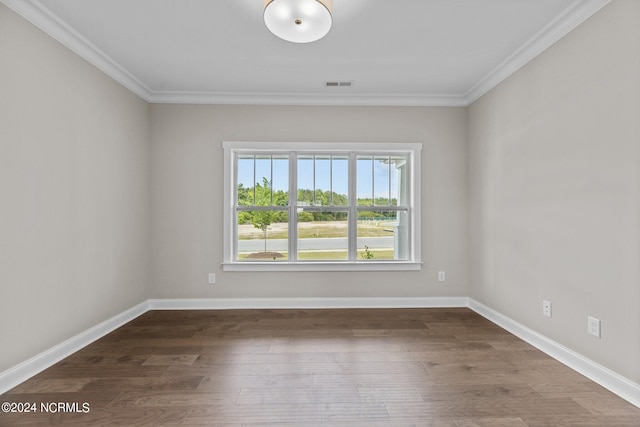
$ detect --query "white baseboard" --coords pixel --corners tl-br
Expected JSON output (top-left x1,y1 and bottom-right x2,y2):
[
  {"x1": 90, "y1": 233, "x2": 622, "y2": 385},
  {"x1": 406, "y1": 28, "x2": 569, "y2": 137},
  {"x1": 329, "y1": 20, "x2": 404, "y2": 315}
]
[
  {"x1": 2, "y1": 296, "x2": 638, "y2": 410},
  {"x1": 148, "y1": 296, "x2": 469, "y2": 310},
  {"x1": 468, "y1": 298, "x2": 640, "y2": 409},
  {"x1": 0, "y1": 300, "x2": 149, "y2": 395}
]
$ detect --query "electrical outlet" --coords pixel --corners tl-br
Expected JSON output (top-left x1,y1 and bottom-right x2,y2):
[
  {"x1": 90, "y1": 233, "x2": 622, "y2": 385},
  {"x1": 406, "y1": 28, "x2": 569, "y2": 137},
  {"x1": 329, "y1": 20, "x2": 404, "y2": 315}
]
[
  {"x1": 588, "y1": 316, "x2": 601, "y2": 338},
  {"x1": 542, "y1": 300, "x2": 552, "y2": 318},
  {"x1": 208, "y1": 273, "x2": 216, "y2": 284},
  {"x1": 438, "y1": 271, "x2": 446, "y2": 282}
]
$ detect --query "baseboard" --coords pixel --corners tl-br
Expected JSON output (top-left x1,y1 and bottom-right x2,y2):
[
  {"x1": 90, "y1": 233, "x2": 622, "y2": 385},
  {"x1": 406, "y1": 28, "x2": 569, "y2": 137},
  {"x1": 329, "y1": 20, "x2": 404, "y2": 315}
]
[
  {"x1": 0, "y1": 300, "x2": 149, "y2": 395},
  {"x1": 148, "y1": 296, "x2": 470, "y2": 310},
  {"x1": 468, "y1": 298, "x2": 640, "y2": 409}
]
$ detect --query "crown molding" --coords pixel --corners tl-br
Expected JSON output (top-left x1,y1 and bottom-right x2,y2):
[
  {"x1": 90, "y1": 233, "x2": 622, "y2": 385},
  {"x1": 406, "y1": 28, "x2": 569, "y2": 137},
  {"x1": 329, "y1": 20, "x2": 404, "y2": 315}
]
[
  {"x1": 464, "y1": 0, "x2": 611, "y2": 105},
  {"x1": 147, "y1": 91, "x2": 468, "y2": 107},
  {"x1": 2, "y1": 0, "x2": 610, "y2": 107},
  {"x1": 1, "y1": 0, "x2": 153, "y2": 101}
]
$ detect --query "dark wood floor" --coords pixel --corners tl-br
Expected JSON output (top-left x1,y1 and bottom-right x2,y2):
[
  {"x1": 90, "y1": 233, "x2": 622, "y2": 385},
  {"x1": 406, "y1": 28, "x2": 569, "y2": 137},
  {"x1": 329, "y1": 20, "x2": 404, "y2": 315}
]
[{"x1": 2, "y1": 308, "x2": 639, "y2": 426}]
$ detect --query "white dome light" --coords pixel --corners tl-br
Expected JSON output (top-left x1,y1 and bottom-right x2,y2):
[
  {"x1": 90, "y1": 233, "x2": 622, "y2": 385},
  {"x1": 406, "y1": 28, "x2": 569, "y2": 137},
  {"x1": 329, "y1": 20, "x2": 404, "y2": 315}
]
[{"x1": 264, "y1": 0, "x2": 333, "y2": 44}]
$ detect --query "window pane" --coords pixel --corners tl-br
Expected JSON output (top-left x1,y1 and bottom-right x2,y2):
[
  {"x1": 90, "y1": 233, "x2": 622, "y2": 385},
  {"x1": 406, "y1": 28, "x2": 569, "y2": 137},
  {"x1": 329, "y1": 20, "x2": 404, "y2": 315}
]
[
  {"x1": 390, "y1": 156, "x2": 405, "y2": 206},
  {"x1": 297, "y1": 211, "x2": 348, "y2": 260},
  {"x1": 237, "y1": 210, "x2": 289, "y2": 261},
  {"x1": 374, "y1": 156, "x2": 390, "y2": 206},
  {"x1": 237, "y1": 154, "x2": 290, "y2": 207},
  {"x1": 272, "y1": 156, "x2": 289, "y2": 206},
  {"x1": 237, "y1": 155, "x2": 254, "y2": 206},
  {"x1": 357, "y1": 210, "x2": 408, "y2": 260},
  {"x1": 331, "y1": 156, "x2": 348, "y2": 206},
  {"x1": 315, "y1": 155, "x2": 331, "y2": 206},
  {"x1": 255, "y1": 156, "x2": 272, "y2": 206},
  {"x1": 357, "y1": 156, "x2": 373, "y2": 206},
  {"x1": 297, "y1": 155, "x2": 314, "y2": 205}
]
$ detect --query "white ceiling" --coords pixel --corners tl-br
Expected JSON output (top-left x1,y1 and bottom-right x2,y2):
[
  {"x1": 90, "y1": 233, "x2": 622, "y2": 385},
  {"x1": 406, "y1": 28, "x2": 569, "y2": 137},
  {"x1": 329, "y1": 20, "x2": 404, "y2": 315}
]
[{"x1": 3, "y1": 0, "x2": 610, "y2": 106}]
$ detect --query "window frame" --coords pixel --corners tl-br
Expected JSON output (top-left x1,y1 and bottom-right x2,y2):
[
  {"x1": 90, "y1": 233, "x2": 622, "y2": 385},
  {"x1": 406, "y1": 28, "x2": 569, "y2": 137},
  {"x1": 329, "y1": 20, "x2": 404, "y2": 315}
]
[{"x1": 222, "y1": 141, "x2": 422, "y2": 271}]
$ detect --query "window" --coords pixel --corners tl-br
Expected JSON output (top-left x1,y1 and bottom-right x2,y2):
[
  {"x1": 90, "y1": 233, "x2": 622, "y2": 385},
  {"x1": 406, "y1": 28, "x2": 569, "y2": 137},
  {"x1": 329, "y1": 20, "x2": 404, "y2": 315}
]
[{"x1": 223, "y1": 142, "x2": 422, "y2": 271}]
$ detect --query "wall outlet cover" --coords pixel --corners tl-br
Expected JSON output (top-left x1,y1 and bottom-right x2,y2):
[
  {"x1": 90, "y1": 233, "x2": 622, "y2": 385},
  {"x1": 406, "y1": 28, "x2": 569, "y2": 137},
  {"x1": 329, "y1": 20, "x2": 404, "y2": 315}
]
[
  {"x1": 543, "y1": 300, "x2": 552, "y2": 318},
  {"x1": 588, "y1": 316, "x2": 601, "y2": 338}
]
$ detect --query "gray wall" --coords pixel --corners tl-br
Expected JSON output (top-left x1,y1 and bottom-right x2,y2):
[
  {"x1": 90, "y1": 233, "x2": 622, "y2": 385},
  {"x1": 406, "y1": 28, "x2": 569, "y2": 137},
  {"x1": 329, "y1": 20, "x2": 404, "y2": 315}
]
[
  {"x1": 0, "y1": 5, "x2": 150, "y2": 371},
  {"x1": 468, "y1": 0, "x2": 640, "y2": 383},
  {"x1": 149, "y1": 105, "x2": 470, "y2": 299}
]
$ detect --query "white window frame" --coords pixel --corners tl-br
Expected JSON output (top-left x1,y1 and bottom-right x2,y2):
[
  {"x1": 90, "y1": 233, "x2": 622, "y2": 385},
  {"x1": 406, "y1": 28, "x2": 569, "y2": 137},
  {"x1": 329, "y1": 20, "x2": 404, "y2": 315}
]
[{"x1": 222, "y1": 141, "x2": 422, "y2": 271}]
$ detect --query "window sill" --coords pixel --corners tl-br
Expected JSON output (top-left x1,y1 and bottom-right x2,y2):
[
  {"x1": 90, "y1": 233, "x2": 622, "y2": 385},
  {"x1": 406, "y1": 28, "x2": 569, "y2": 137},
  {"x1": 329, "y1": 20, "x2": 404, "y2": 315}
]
[{"x1": 222, "y1": 261, "x2": 422, "y2": 272}]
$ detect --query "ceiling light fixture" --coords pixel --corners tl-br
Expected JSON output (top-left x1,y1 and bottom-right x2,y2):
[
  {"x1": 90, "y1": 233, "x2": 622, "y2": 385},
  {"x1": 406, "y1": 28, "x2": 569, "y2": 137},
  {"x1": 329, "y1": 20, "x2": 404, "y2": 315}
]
[{"x1": 264, "y1": 0, "x2": 333, "y2": 44}]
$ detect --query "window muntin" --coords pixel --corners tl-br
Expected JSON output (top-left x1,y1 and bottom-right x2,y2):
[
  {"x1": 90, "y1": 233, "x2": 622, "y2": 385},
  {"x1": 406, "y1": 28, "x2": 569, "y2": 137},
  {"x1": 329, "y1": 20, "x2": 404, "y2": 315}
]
[
  {"x1": 237, "y1": 154, "x2": 289, "y2": 207},
  {"x1": 297, "y1": 155, "x2": 349, "y2": 206},
  {"x1": 223, "y1": 142, "x2": 421, "y2": 271}
]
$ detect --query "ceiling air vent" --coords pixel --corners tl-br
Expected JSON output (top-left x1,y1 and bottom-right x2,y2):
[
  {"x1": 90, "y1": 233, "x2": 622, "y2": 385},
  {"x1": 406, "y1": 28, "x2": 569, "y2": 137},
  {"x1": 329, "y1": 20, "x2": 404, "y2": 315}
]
[{"x1": 325, "y1": 81, "x2": 353, "y2": 87}]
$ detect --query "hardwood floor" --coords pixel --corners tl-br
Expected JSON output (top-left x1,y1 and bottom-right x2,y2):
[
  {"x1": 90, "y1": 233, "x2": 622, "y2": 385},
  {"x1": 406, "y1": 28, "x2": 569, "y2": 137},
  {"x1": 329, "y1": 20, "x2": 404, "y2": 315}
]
[{"x1": 2, "y1": 308, "x2": 639, "y2": 426}]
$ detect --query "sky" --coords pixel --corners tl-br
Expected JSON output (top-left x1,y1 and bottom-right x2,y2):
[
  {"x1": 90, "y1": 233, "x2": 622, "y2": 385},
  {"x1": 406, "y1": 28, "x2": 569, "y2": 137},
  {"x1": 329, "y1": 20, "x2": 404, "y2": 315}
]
[{"x1": 237, "y1": 155, "x2": 400, "y2": 200}]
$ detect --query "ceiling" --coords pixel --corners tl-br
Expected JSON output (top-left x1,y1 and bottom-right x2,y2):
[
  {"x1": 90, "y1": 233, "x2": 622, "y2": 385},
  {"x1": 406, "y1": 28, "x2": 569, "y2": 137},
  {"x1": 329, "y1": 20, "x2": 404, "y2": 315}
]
[{"x1": 3, "y1": 0, "x2": 610, "y2": 106}]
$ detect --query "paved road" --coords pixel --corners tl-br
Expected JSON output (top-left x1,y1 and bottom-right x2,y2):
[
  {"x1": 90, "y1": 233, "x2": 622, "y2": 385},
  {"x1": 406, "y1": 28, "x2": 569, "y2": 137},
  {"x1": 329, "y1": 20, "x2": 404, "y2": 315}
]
[{"x1": 238, "y1": 236, "x2": 393, "y2": 252}]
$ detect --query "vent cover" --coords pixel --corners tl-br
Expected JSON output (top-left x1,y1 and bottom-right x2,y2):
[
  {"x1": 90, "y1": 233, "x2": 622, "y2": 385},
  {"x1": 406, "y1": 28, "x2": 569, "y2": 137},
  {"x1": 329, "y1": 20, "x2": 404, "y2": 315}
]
[{"x1": 325, "y1": 81, "x2": 353, "y2": 87}]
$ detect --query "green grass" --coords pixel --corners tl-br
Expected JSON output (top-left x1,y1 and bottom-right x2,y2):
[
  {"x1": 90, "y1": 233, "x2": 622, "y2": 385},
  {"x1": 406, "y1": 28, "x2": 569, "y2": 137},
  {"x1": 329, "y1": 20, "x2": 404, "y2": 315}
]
[
  {"x1": 238, "y1": 249, "x2": 395, "y2": 261},
  {"x1": 297, "y1": 251, "x2": 348, "y2": 260},
  {"x1": 296, "y1": 228, "x2": 347, "y2": 239}
]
